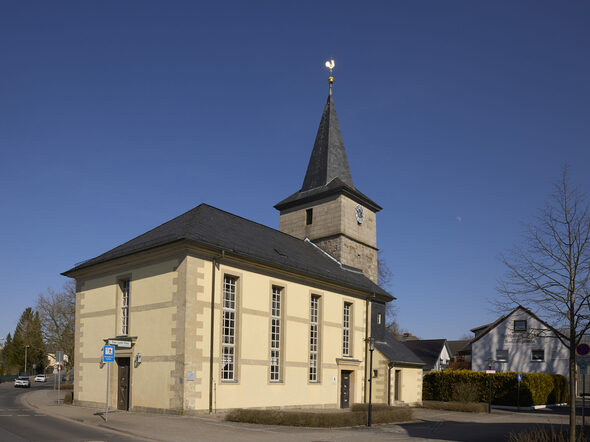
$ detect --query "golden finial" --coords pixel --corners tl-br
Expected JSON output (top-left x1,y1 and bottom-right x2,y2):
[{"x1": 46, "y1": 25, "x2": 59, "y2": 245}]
[{"x1": 325, "y1": 59, "x2": 335, "y2": 95}]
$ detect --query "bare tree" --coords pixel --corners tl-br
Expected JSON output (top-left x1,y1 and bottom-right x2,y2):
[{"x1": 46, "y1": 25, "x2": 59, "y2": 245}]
[
  {"x1": 36, "y1": 280, "x2": 76, "y2": 373},
  {"x1": 378, "y1": 251, "x2": 397, "y2": 324},
  {"x1": 498, "y1": 167, "x2": 590, "y2": 442}
]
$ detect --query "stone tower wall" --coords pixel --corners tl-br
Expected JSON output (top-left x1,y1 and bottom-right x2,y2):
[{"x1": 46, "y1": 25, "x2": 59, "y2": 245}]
[{"x1": 278, "y1": 194, "x2": 378, "y2": 284}]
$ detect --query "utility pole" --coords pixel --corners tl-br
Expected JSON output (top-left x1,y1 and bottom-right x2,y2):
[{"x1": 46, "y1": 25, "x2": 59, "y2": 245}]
[{"x1": 24, "y1": 345, "x2": 30, "y2": 375}]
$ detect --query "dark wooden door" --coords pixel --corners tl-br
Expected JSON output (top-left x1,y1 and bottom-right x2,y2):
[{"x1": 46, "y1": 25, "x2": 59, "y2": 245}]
[
  {"x1": 116, "y1": 358, "x2": 130, "y2": 411},
  {"x1": 394, "y1": 369, "x2": 401, "y2": 401},
  {"x1": 340, "y1": 370, "x2": 351, "y2": 408}
]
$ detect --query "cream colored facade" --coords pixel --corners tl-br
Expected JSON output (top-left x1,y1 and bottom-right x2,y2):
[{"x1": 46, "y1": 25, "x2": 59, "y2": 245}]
[
  {"x1": 372, "y1": 349, "x2": 423, "y2": 406},
  {"x1": 72, "y1": 243, "x2": 376, "y2": 413}
]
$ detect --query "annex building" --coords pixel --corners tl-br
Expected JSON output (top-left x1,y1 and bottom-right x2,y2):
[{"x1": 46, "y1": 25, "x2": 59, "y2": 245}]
[{"x1": 63, "y1": 79, "x2": 424, "y2": 413}]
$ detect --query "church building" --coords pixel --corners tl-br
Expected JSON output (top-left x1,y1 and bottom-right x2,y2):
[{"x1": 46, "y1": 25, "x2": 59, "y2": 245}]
[{"x1": 63, "y1": 72, "x2": 423, "y2": 413}]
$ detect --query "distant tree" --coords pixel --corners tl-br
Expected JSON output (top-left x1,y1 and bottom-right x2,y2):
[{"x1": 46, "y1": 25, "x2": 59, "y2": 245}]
[
  {"x1": 378, "y1": 251, "x2": 396, "y2": 323},
  {"x1": 497, "y1": 167, "x2": 590, "y2": 442},
  {"x1": 379, "y1": 251, "x2": 415, "y2": 338},
  {"x1": 0, "y1": 333, "x2": 13, "y2": 374},
  {"x1": 4, "y1": 308, "x2": 47, "y2": 374},
  {"x1": 36, "y1": 281, "x2": 75, "y2": 373}
]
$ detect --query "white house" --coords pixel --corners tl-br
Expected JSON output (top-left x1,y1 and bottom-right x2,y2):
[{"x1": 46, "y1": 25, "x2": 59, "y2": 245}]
[{"x1": 470, "y1": 306, "x2": 569, "y2": 377}]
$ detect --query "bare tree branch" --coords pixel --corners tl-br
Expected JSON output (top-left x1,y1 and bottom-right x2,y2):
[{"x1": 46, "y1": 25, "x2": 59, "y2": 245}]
[{"x1": 497, "y1": 166, "x2": 590, "y2": 442}]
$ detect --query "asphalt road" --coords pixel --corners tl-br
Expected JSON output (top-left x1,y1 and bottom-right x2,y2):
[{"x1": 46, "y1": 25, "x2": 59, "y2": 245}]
[{"x1": 0, "y1": 380, "x2": 136, "y2": 441}]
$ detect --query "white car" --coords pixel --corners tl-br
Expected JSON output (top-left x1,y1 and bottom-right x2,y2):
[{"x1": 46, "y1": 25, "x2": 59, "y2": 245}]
[
  {"x1": 34, "y1": 374, "x2": 47, "y2": 383},
  {"x1": 14, "y1": 376, "x2": 31, "y2": 388}
]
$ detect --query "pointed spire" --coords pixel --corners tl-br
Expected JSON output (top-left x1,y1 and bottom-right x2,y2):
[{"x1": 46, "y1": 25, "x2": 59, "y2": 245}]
[{"x1": 301, "y1": 95, "x2": 354, "y2": 191}]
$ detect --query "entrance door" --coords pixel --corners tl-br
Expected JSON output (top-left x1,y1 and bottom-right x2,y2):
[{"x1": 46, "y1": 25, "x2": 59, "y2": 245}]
[
  {"x1": 394, "y1": 369, "x2": 401, "y2": 401},
  {"x1": 116, "y1": 357, "x2": 130, "y2": 411},
  {"x1": 340, "y1": 370, "x2": 352, "y2": 408}
]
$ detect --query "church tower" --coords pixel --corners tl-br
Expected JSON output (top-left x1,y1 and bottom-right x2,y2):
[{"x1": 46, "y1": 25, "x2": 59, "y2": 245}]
[{"x1": 275, "y1": 67, "x2": 382, "y2": 283}]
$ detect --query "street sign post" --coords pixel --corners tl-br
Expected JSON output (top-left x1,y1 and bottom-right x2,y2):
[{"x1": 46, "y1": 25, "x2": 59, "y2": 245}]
[
  {"x1": 517, "y1": 373, "x2": 522, "y2": 410},
  {"x1": 103, "y1": 345, "x2": 115, "y2": 421},
  {"x1": 578, "y1": 344, "x2": 590, "y2": 433}
]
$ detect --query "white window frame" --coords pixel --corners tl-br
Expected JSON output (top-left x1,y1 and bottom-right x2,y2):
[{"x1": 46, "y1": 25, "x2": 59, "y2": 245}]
[
  {"x1": 343, "y1": 302, "x2": 352, "y2": 357},
  {"x1": 309, "y1": 295, "x2": 320, "y2": 382},
  {"x1": 496, "y1": 349, "x2": 508, "y2": 362},
  {"x1": 270, "y1": 286, "x2": 282, "y2": 382},
  {"x1": 222, "y1": 275, "x2": 238, "y2": 381},
  {"x1": 120, "y1": 279, "x2": 130, "y2": 336},
  {"x1": 514, "y1": 320, "x2": 527, "y2": 332}
]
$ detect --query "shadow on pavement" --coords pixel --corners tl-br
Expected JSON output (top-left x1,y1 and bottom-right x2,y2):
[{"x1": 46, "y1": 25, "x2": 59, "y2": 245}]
[{"x1": 398, "y1": 421, "x2": 572, "y2": 442}]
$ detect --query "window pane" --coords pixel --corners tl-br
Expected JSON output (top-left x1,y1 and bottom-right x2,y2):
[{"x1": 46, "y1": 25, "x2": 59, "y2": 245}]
[{"x1": 222, "y1": 276, "x2": 237, "y2": 380}]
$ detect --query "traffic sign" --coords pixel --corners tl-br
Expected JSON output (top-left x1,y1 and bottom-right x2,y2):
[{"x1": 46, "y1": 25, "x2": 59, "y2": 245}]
[
  {"x1": 486, "y1": 370, "x2": 496, "y2": 374},
  {"x1": 577, "y1": 344, "x2": 590, "y2": 356},
  {"x1": 517, "y1": 373, "x2": 522, "y2": 383},
  {"x1": 103, "y1": 345, "x2": 115, "y2": 362}
]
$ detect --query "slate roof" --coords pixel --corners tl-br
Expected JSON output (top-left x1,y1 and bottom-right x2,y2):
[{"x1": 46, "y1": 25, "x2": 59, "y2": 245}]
[
  {"x1": 275, "y1": 95, "x2": 381, "y2": 213},
  {"x1": 402, "y1": 339, "x2": 448, "y2": 371},
  {"x1": 468, "y1": 305, "x2": 563, "y2": 345},
  {"x1": 63, "y1": 204, "x2": 391, "y2": 300},
  {"x1": 375, "y1": 333, "x2": 425, "y2": 367},
  {"x1": 301, "y1": 95, "x2": 354, "y2": 190},
  {"x1": 447, "y1": 340, "x2": 471, "y2": 356}
]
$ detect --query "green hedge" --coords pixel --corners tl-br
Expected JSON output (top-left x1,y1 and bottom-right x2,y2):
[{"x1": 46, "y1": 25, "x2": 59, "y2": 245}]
[
  {"x1": 423, "y1": 370, "x2": 568, "y2": 406},
  {"x1": 226, "y1": 406, "x2": 412, "y2": 427}
]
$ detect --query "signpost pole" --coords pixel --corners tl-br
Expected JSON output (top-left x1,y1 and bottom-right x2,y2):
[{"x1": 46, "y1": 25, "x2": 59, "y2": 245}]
[
  {"x1": 583, "y1": 373, "x2": 585, "y2": 437},
  {"x1": 516, "y1": 379, "x2": 520, "y2": 411},
  {"x1": 576, "y1": 343, "x2": 590, "y2": 438},
  {"x1": 105, "y1": 361, "x2": 110, "y2": 422}
]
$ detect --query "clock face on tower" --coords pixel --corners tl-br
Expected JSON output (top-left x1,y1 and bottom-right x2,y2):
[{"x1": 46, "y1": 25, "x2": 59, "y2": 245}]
[{"x1": 355, "y1": 204, "x2": 365, "y2": 224}]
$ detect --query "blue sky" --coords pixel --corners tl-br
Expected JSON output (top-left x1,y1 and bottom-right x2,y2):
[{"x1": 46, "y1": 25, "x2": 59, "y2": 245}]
[{"x1": 1, "y1": 1, "x2": 589, "y2": 342}]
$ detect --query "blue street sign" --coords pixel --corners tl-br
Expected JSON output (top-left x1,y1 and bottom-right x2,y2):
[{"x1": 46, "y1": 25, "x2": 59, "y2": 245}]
[
  {"x1": 103, "y1": 345, "x2": 115, "y2": 362},
  {"x1": 517, "y1": 373, "x2": 522, "y2": 383}
]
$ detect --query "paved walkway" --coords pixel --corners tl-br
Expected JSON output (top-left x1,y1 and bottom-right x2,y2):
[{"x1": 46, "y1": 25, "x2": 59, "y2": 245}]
[{"x1": 21, "y1": 389, "x2": 576, "y2": 441}]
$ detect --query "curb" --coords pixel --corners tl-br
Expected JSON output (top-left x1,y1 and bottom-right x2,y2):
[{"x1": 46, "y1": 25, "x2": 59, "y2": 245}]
[
  {"x1": 492, "y1": 403, "x2": 568, "y2": 411},
  {"x1": 20, "y1": 389, "x2": 155, "y2": 441}
]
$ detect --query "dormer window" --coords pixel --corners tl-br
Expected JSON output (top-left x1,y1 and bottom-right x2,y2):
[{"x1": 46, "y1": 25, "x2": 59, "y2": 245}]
[{"x1": 514, "y1": 320, "x2": 527, "y2": 332}]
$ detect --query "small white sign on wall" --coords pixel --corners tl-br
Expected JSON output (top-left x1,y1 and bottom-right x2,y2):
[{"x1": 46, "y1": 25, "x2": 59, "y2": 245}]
[{"x1": 187, "y1": 370, "x2": 195, "y2": 381}]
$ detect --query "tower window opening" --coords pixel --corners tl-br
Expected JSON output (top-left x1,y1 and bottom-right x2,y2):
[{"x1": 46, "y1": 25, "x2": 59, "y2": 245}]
[{"x1": 306, "y1": 208, "x2": 313, "y2": 225}]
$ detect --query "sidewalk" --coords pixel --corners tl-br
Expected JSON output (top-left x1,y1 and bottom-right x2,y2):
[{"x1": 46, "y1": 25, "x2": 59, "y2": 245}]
[
  {"x1": 20, "y1": 389, "x2": 418, "y2": 441},
  {"x1": 21, "y1": 389, "x2": 574, "y2": 442}
]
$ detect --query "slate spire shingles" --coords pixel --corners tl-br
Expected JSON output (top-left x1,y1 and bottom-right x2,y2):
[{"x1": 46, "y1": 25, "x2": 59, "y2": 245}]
[
  {"x1": 301, "y1": 95, "x2": 354, "y2": 191},
  {"x1": 275, "y1": 95, "x2": 381, "y2": 212}
]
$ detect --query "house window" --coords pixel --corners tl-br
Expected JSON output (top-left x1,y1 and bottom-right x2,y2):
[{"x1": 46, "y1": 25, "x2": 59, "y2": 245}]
[
  {"x1": 120, "y1": 279, "x2": 130, "y2": 336},
  {"x1": 222, "y1": 275, "x2": 238, "y2": 380},
  {"x1": 309, "y1": 295, "x2": 320, "y2": 382},
  {"x1": 306, "y1": 208, "x2": 313, "y2": 225},
  {"x1": 514, "y1": 320, "x2": 527, "y2": 332},
  {"x1": 343, "y1": 302, "x2": 352, "y2": 357},
  {"x1": 496, "y1": 349, "x2": 508, "y2": 362},
  {"x1": 532, "y1": 349, "x2": 545, "y2": 361},
  {"x1": 373, "y1": 369, "x2": 378, "y2": 378},
  {"x1": 270, "y1": 286, "x2": 282, "y2": 382}
]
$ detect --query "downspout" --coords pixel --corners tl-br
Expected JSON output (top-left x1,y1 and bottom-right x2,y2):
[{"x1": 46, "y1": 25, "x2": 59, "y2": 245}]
[
  {"x1": 388, "y1": 362, "x2": 394, "y2": 406},
  {"x1": 364, "y1": 297, "x2": 369, "y2": 403},
  {"x1": 208, "y1": 257, "x2": 217, "y2": 413}
]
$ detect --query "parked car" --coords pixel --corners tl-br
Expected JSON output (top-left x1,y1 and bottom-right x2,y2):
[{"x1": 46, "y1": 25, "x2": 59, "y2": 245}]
[
  {"x1": 34, "y1": 374, "x2": 47, "y2": 383},
  {"x1": 14, "y1": 376, "x2": 31, "y2": 388}
]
